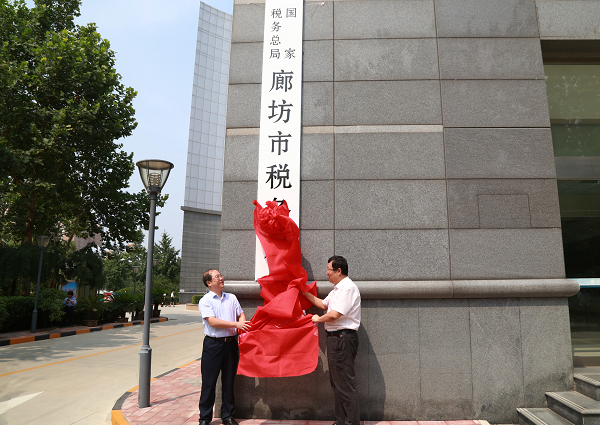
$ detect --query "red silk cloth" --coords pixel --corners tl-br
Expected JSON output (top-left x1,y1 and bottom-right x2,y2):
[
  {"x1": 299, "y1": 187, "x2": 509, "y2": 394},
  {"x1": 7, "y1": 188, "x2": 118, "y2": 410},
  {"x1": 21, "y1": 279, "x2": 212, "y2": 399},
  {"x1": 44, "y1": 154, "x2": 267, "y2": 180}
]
[{"x1": 237, "y1": 200, "x2": 318, "y2": 377}]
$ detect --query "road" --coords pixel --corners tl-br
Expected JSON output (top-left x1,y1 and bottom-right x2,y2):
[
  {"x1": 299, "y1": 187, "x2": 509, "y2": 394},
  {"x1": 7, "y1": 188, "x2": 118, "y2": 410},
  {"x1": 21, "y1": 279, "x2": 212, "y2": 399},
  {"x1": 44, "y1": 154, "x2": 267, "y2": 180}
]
[{"x1": 0, "y1": 305, "x2": 204, "y2": 425}]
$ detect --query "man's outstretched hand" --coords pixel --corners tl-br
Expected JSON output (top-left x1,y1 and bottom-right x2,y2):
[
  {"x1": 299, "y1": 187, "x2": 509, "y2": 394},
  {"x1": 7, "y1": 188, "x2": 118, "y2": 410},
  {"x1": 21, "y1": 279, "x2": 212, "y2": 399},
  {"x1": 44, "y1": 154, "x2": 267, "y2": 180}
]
[{"x1": 236, "y1": 321, "x2": 252, "y2": 332}]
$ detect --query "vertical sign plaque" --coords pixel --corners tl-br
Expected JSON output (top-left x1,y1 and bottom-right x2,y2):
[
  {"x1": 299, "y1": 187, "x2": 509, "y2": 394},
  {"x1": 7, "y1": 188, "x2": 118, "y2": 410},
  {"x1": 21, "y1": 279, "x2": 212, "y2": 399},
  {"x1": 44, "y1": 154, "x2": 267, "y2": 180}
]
[{"x1": 255, "y1": 0, "x2": 304, "y2": 280}]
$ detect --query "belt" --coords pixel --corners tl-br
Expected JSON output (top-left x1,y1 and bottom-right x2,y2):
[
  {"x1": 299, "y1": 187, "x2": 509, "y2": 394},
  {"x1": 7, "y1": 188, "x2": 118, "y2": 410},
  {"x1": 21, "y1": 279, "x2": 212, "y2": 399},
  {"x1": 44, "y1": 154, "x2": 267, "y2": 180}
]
[
  {"x1": 326, "y1": 329, "x2": 357, "y2": 337},
  {"x1": 205, "y1": 335, "x2": 237, "y2": 342}
]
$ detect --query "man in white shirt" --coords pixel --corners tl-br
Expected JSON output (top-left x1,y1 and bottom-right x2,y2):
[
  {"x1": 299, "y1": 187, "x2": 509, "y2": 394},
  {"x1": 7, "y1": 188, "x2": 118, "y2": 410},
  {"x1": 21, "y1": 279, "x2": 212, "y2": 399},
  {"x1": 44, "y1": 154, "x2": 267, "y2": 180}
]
[
  {"x1": 198, "y1": 270, "x2": 251, "y2": 425},
  {"x1": 302, "y1": 256, "x2": 361, "y2": 425}
]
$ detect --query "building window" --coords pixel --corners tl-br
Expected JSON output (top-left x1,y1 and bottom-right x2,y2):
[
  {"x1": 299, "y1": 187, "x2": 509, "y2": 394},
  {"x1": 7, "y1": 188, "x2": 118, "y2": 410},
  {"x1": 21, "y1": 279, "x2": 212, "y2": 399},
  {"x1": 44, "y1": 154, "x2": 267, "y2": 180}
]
[{"x1": 545, "y1": 58, "x2": 600, "y2": 362}]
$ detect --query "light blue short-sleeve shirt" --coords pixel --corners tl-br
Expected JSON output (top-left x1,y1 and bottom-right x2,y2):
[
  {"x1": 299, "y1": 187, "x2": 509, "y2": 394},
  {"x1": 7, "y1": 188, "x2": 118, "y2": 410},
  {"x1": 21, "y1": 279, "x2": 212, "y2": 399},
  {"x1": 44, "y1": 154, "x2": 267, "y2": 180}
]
[{"x1": 199, "y1": 291, "x2": 243, "y2": 338}]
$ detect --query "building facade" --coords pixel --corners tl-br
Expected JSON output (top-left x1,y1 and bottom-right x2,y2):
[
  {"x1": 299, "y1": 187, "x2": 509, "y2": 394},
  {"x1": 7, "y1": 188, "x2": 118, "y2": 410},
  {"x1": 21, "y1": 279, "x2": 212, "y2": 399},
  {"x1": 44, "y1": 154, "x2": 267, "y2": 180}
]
[
  {"x1": 218, "y1": 0, "x2": 599, "y2": 423},
  {"x1": 179, "y1": 2, "x2": 232, "y2": 304}
]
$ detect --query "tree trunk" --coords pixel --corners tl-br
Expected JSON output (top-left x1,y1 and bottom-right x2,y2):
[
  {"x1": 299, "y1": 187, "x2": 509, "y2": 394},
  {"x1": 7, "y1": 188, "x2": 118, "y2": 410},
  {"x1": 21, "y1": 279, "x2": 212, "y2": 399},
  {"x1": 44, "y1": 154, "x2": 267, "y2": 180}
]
[{"x1": 22, "y1": 279, "x2": 30, "y2": 296}]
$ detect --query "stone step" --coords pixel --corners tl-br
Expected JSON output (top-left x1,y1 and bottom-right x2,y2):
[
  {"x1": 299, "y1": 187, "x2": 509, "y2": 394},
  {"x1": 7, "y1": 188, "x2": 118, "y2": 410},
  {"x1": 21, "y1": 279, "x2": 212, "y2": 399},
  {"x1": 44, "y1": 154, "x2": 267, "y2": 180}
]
[
  {"x1": 518, "y1": 407, "x2": 576, "y2": 425},
  {"x1": 576, "y1": 374, "x2": 600, "y2": 401},
  {"x1": 547, "y1": 391, "x2": 600, "y2": 425}
]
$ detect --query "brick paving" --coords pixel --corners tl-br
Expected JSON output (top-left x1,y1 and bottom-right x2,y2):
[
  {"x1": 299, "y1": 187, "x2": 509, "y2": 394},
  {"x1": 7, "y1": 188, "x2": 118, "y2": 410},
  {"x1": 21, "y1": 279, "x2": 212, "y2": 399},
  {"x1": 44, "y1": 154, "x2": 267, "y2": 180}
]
[{"x1": 115, "y1": 360, "x2": 490, "y2": 425}]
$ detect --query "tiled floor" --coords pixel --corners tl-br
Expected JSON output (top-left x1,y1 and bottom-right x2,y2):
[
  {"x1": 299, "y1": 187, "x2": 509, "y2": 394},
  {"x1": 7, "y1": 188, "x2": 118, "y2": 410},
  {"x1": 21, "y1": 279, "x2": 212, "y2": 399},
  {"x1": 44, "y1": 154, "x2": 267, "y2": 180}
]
[
  {"x1": 117, "y1": 360, "x2": 489, "y2": 425},
  {"x1": 120, "y1": 361, "x2": 203, "y2": 425}
]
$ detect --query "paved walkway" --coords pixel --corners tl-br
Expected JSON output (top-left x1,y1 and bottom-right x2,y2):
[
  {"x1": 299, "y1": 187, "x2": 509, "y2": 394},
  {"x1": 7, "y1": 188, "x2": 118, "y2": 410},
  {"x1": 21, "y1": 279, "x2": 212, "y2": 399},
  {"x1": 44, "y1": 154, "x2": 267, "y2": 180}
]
[
  {"x1": 0, "y1": 317, "x2": 168, "y2": 346},
  {"x1": 112, "y1": 360, "x2": 491, "y2": 425}
]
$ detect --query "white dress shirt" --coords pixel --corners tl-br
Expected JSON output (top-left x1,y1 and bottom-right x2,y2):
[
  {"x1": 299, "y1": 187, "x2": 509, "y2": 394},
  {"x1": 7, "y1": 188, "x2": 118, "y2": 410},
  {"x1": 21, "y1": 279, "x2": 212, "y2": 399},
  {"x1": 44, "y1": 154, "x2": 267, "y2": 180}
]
[
  {"x1": 322, "y1": 276, "x2": 361, "y2": 331},
  {"x1": 198, "y1": 291, "x2": 243, "y2": 338}
]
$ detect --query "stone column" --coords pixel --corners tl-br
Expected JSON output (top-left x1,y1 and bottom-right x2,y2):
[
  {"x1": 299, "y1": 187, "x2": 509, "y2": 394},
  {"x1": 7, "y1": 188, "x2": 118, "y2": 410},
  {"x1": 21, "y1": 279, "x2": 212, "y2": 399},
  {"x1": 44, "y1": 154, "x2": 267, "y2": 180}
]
[{"x1": 220, "y1": 0, "x2": 578, "y2": 422}]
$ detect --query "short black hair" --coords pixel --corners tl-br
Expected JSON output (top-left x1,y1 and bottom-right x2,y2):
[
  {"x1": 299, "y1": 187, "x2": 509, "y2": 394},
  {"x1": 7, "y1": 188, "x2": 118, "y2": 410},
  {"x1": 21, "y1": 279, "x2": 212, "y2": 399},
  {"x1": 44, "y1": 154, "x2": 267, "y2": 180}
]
[
  {"x1": 67, "y1": 290, "x2": 74, "y2": 296},
  {"x1": 202, "y1": 270, "x2": 214, "y2": 287},
  {"x1": 328, "y1": 255, "x2": 348, "y2": 276}
]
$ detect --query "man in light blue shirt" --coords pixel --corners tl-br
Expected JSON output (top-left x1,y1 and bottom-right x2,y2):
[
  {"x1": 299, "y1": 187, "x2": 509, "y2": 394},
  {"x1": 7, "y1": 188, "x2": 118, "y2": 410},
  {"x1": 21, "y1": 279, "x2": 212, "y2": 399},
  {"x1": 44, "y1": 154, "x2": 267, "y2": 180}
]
[{"x1": 198, "y1": 270, "x2": 250, "y2": 425}]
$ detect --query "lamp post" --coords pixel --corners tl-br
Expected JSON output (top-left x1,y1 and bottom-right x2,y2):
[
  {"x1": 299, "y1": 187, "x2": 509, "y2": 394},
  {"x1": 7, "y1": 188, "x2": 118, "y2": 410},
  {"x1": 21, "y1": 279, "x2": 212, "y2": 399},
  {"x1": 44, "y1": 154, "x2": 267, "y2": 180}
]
[
  {"x1": 136, "y1": 159, "x2": 173, "y2": 408},
  {"x1": 132, "y1": 265, "x2": 140, "y2": 320},
  {"x1": 152, "y1": 258, "x2": 158, "y2": 307},
  {"x1": 31, "y1": 235, "x2": 50, "y2": 333}
]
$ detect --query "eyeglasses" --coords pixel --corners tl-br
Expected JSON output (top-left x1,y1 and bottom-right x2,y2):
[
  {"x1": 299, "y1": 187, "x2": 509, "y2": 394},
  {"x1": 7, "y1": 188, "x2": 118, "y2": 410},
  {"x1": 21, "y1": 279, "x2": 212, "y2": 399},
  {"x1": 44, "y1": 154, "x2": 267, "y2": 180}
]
[
  {"x1": 212, "y1": 274, "x2": 223, "y2": 280},
  {"x1": 326, "y1": 268, "x2": 338, "y2": 273}
]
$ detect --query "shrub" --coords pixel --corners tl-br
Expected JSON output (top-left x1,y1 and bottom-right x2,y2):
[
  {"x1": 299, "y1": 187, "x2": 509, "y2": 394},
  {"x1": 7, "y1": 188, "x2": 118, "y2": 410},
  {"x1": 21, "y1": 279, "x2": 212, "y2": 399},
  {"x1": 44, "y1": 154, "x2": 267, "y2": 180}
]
[
  {"x1": 98, "y1": 303, "x2": 119, "y2": 324},
  {"x1": 109, "y1": 292, "x2": 137, "y2": 318},
  {"x1": 0, "y1": 296, "x2": 34, "y2": 332},
  {"x1": 38, "y1": 288, "x2": 66, "y2": 323},
  {"x1": 0, "y1": 299, "x2": 8, "y2": 330},
  {"x1": 151, "y1": 286, "x2": 165, "y2": 311},
  {"x1": 75, "y1": 294, "x2": 107, "y2": 321},
  {"x1": 191, "y1": 294, "x2": 206, "y2": 304}
]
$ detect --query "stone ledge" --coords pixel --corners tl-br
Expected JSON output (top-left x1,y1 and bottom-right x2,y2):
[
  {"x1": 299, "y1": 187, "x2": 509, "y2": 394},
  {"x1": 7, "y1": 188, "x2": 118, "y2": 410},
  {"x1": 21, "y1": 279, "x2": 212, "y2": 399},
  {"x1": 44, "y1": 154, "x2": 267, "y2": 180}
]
[
  {"x1": 180, "y1": 206, "x2": 222, "y2": 216},
  {"x1": 224, "y1": 279, "x2": 579, "y2": 299}
]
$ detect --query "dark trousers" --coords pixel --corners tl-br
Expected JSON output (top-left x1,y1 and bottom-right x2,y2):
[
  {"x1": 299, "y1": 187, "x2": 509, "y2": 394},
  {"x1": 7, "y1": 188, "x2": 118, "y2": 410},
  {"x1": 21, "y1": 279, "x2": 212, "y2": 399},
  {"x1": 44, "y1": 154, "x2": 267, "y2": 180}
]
[
  {"x1": 327, "y1": 332, "x2": 360, "y2": 425},
  {"x1": 64, "y1": 306, "x2": 74, "y2": 326},
  {"x1": 199, "y1": 336, "x2": 239, "y2": 421}
]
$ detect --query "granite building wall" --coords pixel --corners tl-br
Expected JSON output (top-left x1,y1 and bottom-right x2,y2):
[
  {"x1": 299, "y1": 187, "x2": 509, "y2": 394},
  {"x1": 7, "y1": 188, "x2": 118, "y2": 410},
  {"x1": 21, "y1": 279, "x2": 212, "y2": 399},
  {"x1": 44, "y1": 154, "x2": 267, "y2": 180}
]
[{"x1": 219, "y1": 0, "x2": 598, "y2": 422}]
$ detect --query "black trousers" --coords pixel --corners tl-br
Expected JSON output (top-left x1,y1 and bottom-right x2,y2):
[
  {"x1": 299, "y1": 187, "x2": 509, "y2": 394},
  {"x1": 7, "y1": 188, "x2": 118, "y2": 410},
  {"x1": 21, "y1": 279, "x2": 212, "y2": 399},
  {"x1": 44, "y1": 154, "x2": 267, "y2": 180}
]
[
  {"x1": 64, "y1": 306, "x2": 74, "y2": 326},
  {"x1": 326, "y1": 332, "x2": 360, "y2": 425},
  {"x1": 199, "y1": 336, "x2": 239, "y2": 421}
]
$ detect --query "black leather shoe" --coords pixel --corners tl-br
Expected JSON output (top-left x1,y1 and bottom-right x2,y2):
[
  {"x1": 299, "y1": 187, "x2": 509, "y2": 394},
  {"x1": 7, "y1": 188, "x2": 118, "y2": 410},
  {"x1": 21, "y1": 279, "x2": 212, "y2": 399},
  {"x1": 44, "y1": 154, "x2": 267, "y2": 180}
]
[
  {"x1": 199, "y1": 421, "x2": 210, "y2": 425},
  {"x1": 222, "y1": 419, "x2": 239, "y2": 425}
]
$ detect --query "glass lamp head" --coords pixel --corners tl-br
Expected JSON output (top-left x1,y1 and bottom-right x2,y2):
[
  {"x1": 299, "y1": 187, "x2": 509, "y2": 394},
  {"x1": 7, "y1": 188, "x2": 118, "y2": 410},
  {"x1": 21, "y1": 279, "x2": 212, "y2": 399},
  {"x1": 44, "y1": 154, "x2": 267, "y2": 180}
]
[
  {"x1": 36, "y1": 236, "x2": 50, "y2": 250},
  {"x1": 133, "y1": 265, "x2": 141, "y2": 274},
  {"x1": 136, "y1": 159, "x2": 174, "y2": 193}
]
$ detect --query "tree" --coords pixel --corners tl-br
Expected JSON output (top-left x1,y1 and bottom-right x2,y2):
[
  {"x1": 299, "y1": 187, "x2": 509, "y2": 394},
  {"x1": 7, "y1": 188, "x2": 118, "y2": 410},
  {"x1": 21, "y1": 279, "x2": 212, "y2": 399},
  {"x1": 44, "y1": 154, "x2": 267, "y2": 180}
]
[
  {"x1": 0, "y1": 0, "x2": 165, "y2": 251},
  {"x1": 154, "y1": 231, "x2": 180, "y2": 284},
  {"x1": 63, "y1": 244, "x2": 104, "y2": 290},
  {"x1": 0, "y1": 240, "x2": 63, "y2": 296},
  {"x1": 102, "y1": 242, "x2": 148, "y2": 292},
  {"x1": 102, "y1": 232, "x2": 180, "y2": 296}
]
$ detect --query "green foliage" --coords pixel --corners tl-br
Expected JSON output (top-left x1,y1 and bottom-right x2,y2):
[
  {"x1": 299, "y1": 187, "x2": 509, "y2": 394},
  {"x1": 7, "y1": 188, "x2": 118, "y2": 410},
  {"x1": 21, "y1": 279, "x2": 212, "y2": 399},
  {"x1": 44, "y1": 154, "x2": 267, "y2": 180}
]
[
  {"x1": 102, "y1": 232, "x2": 180, "y2": 300},
  {"x1": 154, "y1": 231, "x2": 180, "y2": 283},
  {"x1": 0, "y1": 242, "x2": 38, "y2": 295},
  {"x1": 109, "y1": 291, "x2": 137, "y2": 318},
  {"x1": 37, "y1": 287, "x2": 65, "y2": 322},
  {"x1": 0, "y1": 298, "x2": 8, "y2": 329},
  {"x1": 74, "y1": 293, "x2": 106, "y2": 320},
  {"x1": 0, "y1": 241, "x2": 64, "y2": 296},
  {"x1": 63, "y1": 245, "x2": 104, "y2": 290},
  {"x1": 0, "y1": 287, "x2": 69, "y2": 331},
  {"x1": 102, "y1": 242, "x2": 147, "y2": 292},
  {"x1": 191, "y1": 294, "x2": 204, "y2": 304},
  {"x1": 151, "y1": 285, "x2": 165, "y2": 310},
  {"x1": 0, "y1": 296, "x2": 34, "y2": 332},
  {"x1": 132, "y1": 292, "x2": 144, "y2": 316},
  {"x1": 0, "y1": 0, "x2": 167, "y2": 250}
]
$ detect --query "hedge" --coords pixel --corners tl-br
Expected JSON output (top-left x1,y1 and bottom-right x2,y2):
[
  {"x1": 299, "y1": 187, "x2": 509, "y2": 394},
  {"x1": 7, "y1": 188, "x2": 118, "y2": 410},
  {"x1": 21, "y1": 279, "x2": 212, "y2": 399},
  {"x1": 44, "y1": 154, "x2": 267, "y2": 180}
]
[
  {"x1": 1, "y1": 288, "x2": 71, "y2": 332},
  {"x1": 191, "y1": 294, "x2": 205, "y2": 304}
]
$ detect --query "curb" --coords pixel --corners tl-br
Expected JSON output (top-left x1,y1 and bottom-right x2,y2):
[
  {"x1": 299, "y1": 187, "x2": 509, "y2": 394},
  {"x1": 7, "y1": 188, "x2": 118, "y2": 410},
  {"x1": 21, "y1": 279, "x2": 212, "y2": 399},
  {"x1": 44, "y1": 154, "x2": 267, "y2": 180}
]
[
  {"x1": 0, "y1": 317, "x2": 168, "y2": 347},
  {"x1": 111, "y1": 358, "x2": 201, "y2": 425}
]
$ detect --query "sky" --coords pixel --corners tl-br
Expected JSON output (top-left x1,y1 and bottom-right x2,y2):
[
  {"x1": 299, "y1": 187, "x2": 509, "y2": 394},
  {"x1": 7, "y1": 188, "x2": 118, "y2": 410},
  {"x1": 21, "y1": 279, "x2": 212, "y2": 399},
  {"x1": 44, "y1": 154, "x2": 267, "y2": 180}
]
[{"x1": 63, "y1": 0, "x2": 234, "y2": 252}]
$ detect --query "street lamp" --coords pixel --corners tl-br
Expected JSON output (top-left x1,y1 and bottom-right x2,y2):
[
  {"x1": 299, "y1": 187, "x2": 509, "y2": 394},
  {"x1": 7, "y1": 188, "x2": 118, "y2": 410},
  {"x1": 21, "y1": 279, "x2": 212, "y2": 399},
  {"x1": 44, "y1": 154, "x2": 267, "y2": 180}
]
[
  {"x1": 136, "y1": 159, "x2": 173, "y2": 408},
  {"x1": 152, "y1": 258, "x2": 158, "y2": 306},
  {"x1": 31, "y1": 236, "x2": 50, "y2": 333},
  {"x1": 132, "y1": 265, "x2": 140, "y2": 320}
]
